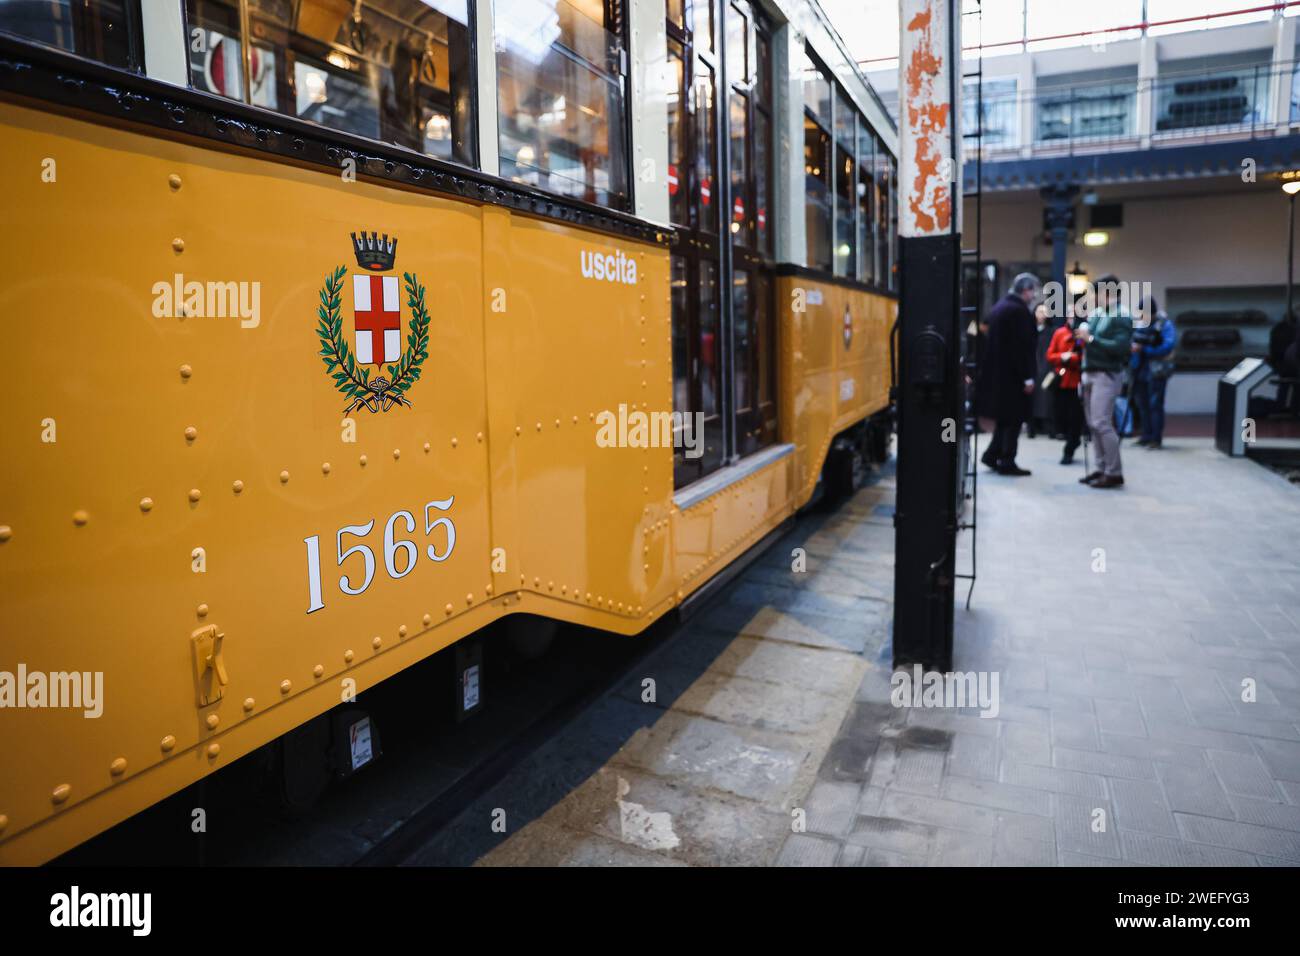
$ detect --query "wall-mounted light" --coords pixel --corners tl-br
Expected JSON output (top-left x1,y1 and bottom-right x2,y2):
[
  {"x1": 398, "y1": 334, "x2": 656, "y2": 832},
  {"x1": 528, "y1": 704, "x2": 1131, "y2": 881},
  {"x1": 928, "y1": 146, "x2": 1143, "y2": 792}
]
[
  {"x1": 1283, "y1": 180, "x2": 1300, "y2": 195},
  {"x1": 1082, "y1": 230, "x2": 1109, "y2": 247}
]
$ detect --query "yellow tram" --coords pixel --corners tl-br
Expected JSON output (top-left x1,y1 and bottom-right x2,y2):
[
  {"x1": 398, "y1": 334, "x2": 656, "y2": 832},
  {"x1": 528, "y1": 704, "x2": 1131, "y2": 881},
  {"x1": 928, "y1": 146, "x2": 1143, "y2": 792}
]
[{"x1": 0, "y1": 0, "x2": 897, "y2": 864}]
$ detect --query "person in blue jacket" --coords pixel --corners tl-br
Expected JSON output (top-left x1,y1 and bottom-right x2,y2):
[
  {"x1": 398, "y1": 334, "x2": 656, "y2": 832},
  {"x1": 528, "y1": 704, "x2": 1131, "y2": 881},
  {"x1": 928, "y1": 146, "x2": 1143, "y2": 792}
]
[{"x1": 1129, "y1": 294, "x2": 1176, "y2": 448}]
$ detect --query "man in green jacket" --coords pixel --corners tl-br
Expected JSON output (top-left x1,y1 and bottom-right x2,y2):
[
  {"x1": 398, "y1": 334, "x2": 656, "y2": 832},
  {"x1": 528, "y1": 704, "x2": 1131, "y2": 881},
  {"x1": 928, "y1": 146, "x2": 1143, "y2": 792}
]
[{"x1": 1079, "y1": 275, "x2": 1133, "y2": 488}]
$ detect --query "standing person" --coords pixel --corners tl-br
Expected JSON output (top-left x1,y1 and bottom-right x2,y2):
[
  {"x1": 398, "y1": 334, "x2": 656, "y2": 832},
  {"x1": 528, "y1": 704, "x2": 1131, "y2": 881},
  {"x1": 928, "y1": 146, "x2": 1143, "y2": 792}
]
[
  {"x1": 1130, "y1": 294, "x2": 1176, "y2": 448},
  {"x1": 979, "y1": 273, "x2": 1040, "y2": 476},
  {"x1": 1028, "y1": 303, "x2": 1056, "y2": 438},
  {"x1": 1079, "y1": 275, "x2": 1133, "y2": 488},
  {"x1": 1046, "y1": 309, "x2": 1085, "y2": 464}
]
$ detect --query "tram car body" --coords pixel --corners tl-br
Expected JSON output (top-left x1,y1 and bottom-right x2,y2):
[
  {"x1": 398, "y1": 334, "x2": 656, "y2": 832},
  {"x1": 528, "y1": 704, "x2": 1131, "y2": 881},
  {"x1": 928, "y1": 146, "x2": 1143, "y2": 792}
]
[{"x1": 0, "y1": 0, "x2": 897, "y2": 864}]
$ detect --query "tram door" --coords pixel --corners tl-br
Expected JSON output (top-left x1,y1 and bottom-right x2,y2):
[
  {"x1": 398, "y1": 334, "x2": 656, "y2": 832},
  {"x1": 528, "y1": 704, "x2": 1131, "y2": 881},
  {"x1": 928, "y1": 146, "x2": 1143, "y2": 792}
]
[
  {"x1": 667, "y1": 0, "x2": 776, "y2": 488},
  {"x1": 726, "y1": 1, "x2": 777, "y2": 459}
]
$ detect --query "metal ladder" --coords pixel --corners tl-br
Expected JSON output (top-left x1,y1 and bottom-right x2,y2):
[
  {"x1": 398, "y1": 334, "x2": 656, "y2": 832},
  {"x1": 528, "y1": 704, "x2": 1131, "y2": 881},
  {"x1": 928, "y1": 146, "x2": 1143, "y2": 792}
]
[{"x1": 955, "y1": 0, "x2": 983, "y2": 611}]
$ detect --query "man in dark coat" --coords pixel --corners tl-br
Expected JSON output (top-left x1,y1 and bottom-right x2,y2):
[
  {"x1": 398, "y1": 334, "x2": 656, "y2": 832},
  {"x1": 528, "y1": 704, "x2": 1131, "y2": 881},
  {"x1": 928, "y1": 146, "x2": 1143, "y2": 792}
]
[{"x1": 979, "y1": 273, "x2": 1040, "y2": 475}]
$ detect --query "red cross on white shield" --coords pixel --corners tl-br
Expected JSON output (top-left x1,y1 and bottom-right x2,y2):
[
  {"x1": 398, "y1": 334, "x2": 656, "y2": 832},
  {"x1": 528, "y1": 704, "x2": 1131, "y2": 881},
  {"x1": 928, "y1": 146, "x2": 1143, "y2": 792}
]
[{"x1": 352, "y1": 274, "x2": 401, "y2": 366}]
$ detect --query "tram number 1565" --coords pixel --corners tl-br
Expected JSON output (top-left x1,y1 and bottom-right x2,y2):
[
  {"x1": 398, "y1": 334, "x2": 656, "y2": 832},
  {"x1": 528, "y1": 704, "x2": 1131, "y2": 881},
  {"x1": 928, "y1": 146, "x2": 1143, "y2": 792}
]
[{"x1": 303, "y1": 497, "x2": 457, "y2": 613}]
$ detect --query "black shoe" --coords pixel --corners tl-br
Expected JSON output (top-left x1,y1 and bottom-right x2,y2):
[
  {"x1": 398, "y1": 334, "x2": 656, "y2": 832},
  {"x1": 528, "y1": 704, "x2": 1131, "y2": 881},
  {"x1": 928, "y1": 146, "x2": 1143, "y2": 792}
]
[
  {"x1": 1134, "y1": 438, "x2": 1152, "y2": 447},
  {"x1": 980, "y1": 451, "x2": 998, "y2": 470},
  {"x1": 1146, "y1": 440, "x2": 1162, "y2": 449},
  {"x1": 1060, "y1": 453, "x2": 1075, "y2": 465},
  {"x1": 1079, "y1": 471, "x2": 1102, "y2": 484},
  {"x1": 1090, "y1": 474, "x2": 1125, "y2": 488},
  {"x1": 996, "y1": 464, "x2": 1032, "y2": 476}
]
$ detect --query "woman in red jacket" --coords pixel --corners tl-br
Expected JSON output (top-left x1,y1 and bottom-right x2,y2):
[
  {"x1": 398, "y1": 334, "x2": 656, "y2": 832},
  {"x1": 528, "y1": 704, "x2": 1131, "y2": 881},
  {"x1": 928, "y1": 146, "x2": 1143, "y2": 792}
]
[{"x1": 1046, "y1": 314, "x2": 1086, "y2": 464}]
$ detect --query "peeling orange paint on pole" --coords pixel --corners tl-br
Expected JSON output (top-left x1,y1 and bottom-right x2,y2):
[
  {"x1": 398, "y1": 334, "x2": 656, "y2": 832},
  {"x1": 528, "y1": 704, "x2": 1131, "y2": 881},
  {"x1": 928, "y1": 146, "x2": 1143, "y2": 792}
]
[{"x1": 899, "y1": 0, "x2": 957, "y2": 238}]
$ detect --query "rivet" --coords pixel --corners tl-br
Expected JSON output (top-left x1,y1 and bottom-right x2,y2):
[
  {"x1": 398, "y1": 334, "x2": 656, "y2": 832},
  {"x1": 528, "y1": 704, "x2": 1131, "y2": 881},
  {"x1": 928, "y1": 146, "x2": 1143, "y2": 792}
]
[
  {"x1": 313, "y1": 664, "x2": 324, "y2": 677},
  {"x1": 515, "y1": 426, "x2": 522, "y2": 436},
  {"x1": 422, "y1": 613, "x2": 432, "y2": 626},
  {"x1": 207, "y1": 743, "x2": 220, "y2": 758},
  {"x1": 561, "y1": 585, "x2": 568, "y2": 594},
  {"x1": 189, "y1": 488, "x2": 201, "y2": 502},
  {"x1": 451, "y1": 437, "x2": 459, "y2": 448},
  {"x1": 322, "y1": 462, "x2": 332, "y2": 475},
  {"x1": 534, "y1": 577, "x2": 540, "y2": 587},
  {"x1": 571, "y1": 416, "x2": 577, "y2": 424},
  {"x1": 179, "y1": 363, "x2": 192, "y2": 379},
  {"x1": 359, "y1": 454, "x2": 368, "y2": 466},
  {"x1": 243, "y1": 697, "x2": 255, "y2": 711},
  {"x1": 110, "y1": 757, "x2": 127, "y2": 776},
  {"x1": 398, "y1": 625, "x2": 407, "y2": 638},
  {"x1": 184, "y1": 426, "x2": 198, "y2": 441},
  {"x1": 0, "y1": 815, "x2": 8, "y2": 832},
  {"x1": 586, "y1": 592, "x2": 592, "y2": 601},
  {"x1": 161, "y1": 734, "x2": 176, "y2": 752},
  {"x1": 547, "y1": 581, "x2": 554, "y2": 590},
  {"x1": 72, "y1": 510, "x2": 88, "y2": 526},
  {"x1": 168, "y1": 173, "x2": 182, "y2": 190},
  {"x1": 465, "y1": 593, "x2": 473, "y2": 604},
  {"x1": 206, "y1": 713, "x2": 219, "y2": 730},
  {"x1": 485, "y1": 584, "x2": 494, "y2": 596},
  {"x1": 644, "y1": 564, "x2": 649, "y2": 572},
  {"x1": 444, "y1": 603, "x2": 453, "y2": 615},
  {"x1": 280, "y1": 679, "x2": 292, "y2": 694},
  {"x1": 424, "y1": 442, "x2": 431, "y2": 452},
  {"x1": 197, "y1": 603, "x2": 208, "y2": 617},
  {"x1": 51, "y1": 784, "x2": 71, "y2": 805},
  {"x1": 139, "y1": 497, "x2": 153, "y2": 512},
  {"x1": 393, "y1": 448, "x2": 401, "y2": 460},
  {"x1": 372, "y1": 636, "x2": 382, "y2": 649},
  {"x1": 279, "y1": 470, "x2": 290, "y2": 483},
  {"x1": 535, "y1": 422, "x2": 542, "y2": 431},
  {"x1": 0, "y1": 526, "x2": 10, "y2": 542},
  {"x1": 344, "y1": 649, "x2": 354, "y2": 663},
  {"x1": 232, "y1": 480, "x2": 244, "y2": 494},
  {"x1": 554, "y1": 419, "x2": 560, "y2": 428},
  {"x1": 476, "y1": 432, "x2": 484, "y2": 442},
  {"x1": 172, "y1": 237, "x2": 185, "y2": 253},
  {"x1": 520, "y1": 574, "x2": 526, "y2": 585}
]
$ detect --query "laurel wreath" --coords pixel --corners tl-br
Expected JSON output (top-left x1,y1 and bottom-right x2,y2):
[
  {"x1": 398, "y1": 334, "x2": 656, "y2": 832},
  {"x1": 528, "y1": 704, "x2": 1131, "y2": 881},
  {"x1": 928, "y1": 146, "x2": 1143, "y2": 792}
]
[{"x1": 316, "y1": 266, "x2": 430, "y2": 412}]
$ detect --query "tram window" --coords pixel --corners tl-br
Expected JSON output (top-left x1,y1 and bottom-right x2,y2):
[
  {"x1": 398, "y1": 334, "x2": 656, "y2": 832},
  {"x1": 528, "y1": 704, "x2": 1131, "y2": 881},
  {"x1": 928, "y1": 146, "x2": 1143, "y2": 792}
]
[
  {"x1": 666, "y1": 38, "x2": 688, "y2": 225},
  {"x1": 733, "y1": 267, "x2": 752, "y2": 428},
  {"x1": 834, "y1": 144, "x2": 855, "y2": 279},
  {"x1": 496, "y1": 0, "x2": 629, "y2": 210},
  {"x1": 888, "y1": 154, "x2": 899, "y2": 291},
  {"x1": 689, "y1": 0, "x2": 710, "y2": 54},
  {"x1": 754, "y1": 106, "x2": 770, "y2": 253},
  {"x1": 671, "y1": 255, "x2": 689, "y2": 421},
  {"x1": 804, "y1": 116, "x2": 832, "y2": 273},
  {"x1": 875, "y1": 140, "x2": 890, "y2": 285},
  {"x1": 1, "y1": 0, "x2": 139, "y2": 70},
  {"x1": 755, "y1": 270, "x2": 775, "y2": 439},
  {"x1": 185, "y1": 0, "x2": 476, "y2": 165},
  {"x1": 728, "y1": 89, "x2": 749, "y2": 244},
  {"x1": 857, "y1": 130, "x2": 875, "y2": 285},
  {"x1": 800, "y1": 44, "x2": 830, "y2": 128},
  {"x1": 754, "y1": 26, "x2": 770, "y2": 107},
  {"x1": 724, "y1": 2, "x2": 745, "y2": 84},
  {"x1": 699, "y1": 259, "x2": 720, "y2": 420},
  {"x1": 666, "y1": 0, "x2": 683, "y2": 30},
  {"x1": 694, "y1": 65, "x2": 717, "y2": 231}
]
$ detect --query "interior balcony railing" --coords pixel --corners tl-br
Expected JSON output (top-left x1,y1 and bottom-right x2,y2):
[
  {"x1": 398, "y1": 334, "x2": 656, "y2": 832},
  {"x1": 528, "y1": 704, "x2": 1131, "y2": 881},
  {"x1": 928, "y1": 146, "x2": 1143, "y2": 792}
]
[{"x1": 961, "y1": 58, "x2": 1299, "y2": 160}]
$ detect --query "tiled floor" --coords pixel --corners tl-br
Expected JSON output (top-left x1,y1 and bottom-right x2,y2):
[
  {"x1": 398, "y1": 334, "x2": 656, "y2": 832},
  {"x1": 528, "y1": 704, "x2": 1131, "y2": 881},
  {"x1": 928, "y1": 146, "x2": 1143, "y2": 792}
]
[
  {"x1": 408, "y1": 433, "x2": 1300, "y2": 866},
  {"x1": 780, "y1": 434, "x2": 1300, "y2": 866}
]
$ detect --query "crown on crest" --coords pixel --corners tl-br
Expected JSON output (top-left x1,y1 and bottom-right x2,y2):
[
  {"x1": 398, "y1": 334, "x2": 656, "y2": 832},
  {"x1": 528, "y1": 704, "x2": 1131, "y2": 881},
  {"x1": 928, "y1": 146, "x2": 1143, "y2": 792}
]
[{"x1": 351, "y1": 231, "x2": 397, "y2": 271}]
